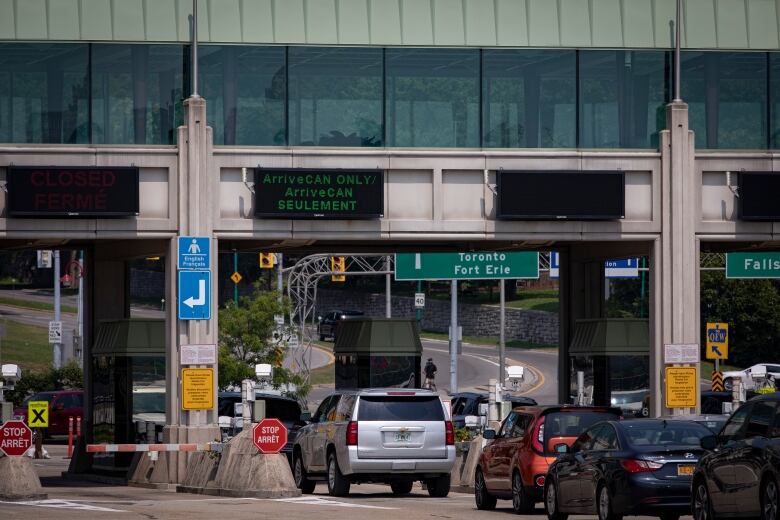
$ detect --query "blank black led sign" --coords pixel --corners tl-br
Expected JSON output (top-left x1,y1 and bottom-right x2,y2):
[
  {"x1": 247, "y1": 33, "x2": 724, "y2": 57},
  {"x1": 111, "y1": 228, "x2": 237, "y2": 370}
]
[
  {"x1": 254, "y1": 168, "x2": 384, "y2": 219},
  {"x1": 7, "y1": 166, "x2": 139, "y2": 217},
  {"x1": 738, "y1": 172, "x2": 780, "y2": 220},
  {"x1": 496, "y1": 170, "x2": 625, "y2": 220}
]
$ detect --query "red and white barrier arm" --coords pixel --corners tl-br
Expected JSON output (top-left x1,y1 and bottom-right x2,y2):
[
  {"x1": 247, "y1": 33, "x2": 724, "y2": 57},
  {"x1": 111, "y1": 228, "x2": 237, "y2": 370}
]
[{"x1": 86, "y1": 442, "x2": 222, "y2": 453}]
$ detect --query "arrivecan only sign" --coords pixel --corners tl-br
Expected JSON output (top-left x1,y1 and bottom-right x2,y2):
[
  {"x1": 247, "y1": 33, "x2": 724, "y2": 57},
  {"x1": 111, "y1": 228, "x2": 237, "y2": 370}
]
[{"x1": 254, "y1": 168, "x2": 384, "y2": 219}]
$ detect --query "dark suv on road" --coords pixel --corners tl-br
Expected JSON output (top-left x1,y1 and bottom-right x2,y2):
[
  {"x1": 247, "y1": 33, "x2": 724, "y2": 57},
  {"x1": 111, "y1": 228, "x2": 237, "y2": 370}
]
[
  {"x1": 317, "y1": 310, "x2": 363, "y2": 341},
  {"x1": 692, "y1": 393, "x2": 780, "y2": 520}
]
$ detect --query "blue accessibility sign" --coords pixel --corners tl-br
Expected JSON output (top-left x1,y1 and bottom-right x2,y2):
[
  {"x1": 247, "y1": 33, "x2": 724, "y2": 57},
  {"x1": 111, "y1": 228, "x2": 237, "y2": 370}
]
[
  {"x1": 178, "y1": 236, "x2": 210, "y2": 270},
  {"x1": 178, "y1": 271, "x2": 211, "y2": 320}
]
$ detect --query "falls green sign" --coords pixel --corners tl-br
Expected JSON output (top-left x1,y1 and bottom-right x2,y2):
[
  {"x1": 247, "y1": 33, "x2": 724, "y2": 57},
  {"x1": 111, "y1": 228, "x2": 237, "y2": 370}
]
[{"x1": 726, "y1": 252, "x2": 780, "y2": 278}]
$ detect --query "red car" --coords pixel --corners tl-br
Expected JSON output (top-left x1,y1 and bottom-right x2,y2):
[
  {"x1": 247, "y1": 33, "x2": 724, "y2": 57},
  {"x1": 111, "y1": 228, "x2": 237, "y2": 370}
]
[
  {"x1": 14, "y1": 390, "x2": 84, "y2": 436},
  {"x1": 475, "y1": 405, "x2": 622, "y2": 513}
]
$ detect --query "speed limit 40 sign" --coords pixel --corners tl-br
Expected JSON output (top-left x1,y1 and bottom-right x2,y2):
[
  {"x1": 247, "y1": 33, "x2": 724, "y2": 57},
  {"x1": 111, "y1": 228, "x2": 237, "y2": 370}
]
[{"x1": 414, "y1": 293, "x2": 425, "y2": 309}]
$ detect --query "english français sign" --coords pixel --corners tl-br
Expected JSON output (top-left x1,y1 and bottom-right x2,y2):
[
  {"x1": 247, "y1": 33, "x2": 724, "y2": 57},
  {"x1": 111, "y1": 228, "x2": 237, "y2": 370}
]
[
  {"x1": 254, "y1": 168, "x2": 383, "y2": 219},
  {"x1": 7, "y1": 166, "x2": 139, "y2": 217}
]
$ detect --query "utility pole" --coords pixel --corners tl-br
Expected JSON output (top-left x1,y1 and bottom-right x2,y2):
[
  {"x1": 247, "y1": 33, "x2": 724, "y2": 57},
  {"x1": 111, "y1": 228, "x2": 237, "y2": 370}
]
[
  {"x1": 277, "y1": 253, "x2": 283, "y2": 303},
  {"x1": 450, "y1": 280, "x2": 458, "y2": 394},
  {"x1": 385, "y1": 256, "x2": 391, "y2": 318},
  {"x1": 499, "y1": 279, "x2": 506, "y2": 385},
  {"x1": 53, "y1": 250, "x2": 61, "y2": 369}
]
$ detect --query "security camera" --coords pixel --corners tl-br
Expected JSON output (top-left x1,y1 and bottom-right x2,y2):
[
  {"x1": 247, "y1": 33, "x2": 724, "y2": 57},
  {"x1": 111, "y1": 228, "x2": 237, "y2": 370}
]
[
  {"x1": 506, "y1": 365, "x2": 525, "y2": 390},
  {"x1": 1, "y1": 364, "x2": 21, "y2": 383},
  {"x1": 255, "y1": 363, "x2": 273, "y2": 381}
]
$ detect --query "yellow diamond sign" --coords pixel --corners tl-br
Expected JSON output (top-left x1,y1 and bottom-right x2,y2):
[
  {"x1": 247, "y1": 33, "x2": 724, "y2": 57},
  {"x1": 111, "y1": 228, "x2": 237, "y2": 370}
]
[{"x1": 230, "y1": 272, "x2": 242, "y2": 284}]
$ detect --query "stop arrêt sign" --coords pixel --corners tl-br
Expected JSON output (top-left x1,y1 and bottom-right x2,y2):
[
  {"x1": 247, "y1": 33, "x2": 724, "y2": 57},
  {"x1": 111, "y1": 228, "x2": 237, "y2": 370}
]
[
  {"x1": 252, "y1": 418, "x2": 287, "y2": 454},
  {"x1": 0, "y1": 420, "x2": 33, "y2": 456}
]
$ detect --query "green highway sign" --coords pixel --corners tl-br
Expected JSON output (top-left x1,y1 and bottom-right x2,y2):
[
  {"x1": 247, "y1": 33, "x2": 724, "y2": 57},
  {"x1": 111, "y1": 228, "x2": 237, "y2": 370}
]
[
  {"x1": 394, "y1": 252, "x2": 539, "y2": 281},
  {"x1": 726, "y1": 252, "x2": 780, "y2": 278}
]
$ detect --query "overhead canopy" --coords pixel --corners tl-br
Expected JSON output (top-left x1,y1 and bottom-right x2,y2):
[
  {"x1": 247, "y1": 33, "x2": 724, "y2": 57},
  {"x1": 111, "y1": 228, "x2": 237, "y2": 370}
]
[
  {"x1": 569, "y1": 318, "x2": 649, "y2": 357},
  {"x1": 334, "y1": 318, "x2": 422, "y2": 355},
  {"x1": 92, "y1": 319, "x2": 165, "y2": 357}
]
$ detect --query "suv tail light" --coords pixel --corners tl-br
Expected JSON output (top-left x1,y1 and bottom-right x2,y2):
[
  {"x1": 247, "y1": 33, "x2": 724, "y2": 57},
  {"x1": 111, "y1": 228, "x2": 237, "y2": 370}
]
[
  {"x1": 619, "y1": 459, "x2": 664, "y2": 473},
  {"x1": 531, "y1": 415, "x2": 546, "y2": 453},
  {"x1": 445, "y1": 420, "x2": 455, "y2": 445},
  {"x1": 346, "y1": 421, "x2": 359, "y2": 446}
]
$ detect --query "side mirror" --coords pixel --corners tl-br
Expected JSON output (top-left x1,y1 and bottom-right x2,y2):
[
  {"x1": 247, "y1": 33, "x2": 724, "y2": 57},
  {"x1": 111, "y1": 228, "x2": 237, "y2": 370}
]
[
  {"x1": 483, "y1": 429, "x2": 496, "y2": 440},
  {"x1": 299, "y1": 411, "x2": 312, "y2": 423},
  {"x1": 700, "y1": 435, "x2": 717, "y2": 451},
  {"x1": 554, "y1": 443, "x2": 569, "y2": 454}
]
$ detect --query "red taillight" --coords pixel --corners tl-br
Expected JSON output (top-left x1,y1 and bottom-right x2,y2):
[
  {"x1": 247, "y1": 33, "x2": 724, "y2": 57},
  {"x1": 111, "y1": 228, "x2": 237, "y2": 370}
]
[
  {"x1": 531, "y1": 416, "x2": 546, "y2": 453},
  {"x1": 445, "y1": 421, "x2": 455, "y2": 445},
  {"x1": 619, "y1": 459, "x2": 663, "y2": 473},
  {"x1": 535, "y1": 475, "x2": 546, "y2": 487},
  {"x1": 346, "y1": 421, "x2": 358, "y2": 446}
]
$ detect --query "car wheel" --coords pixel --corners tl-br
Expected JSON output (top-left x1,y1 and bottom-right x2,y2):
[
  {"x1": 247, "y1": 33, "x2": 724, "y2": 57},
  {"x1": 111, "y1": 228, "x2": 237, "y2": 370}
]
[
  {"x1": 762, "y1": 478, "x2": 779, "y2": 520},
  {"x1": 597, "y1": 483, "x2": 622, "y2": 520},
  {"x1": 326, "y1": 452, "x2": 350, "y2": 497},
  {"x1": 475, "y1": 469, "x2": 497, "y2": 511},
  {"x1": 545, "y1": 480, "x2": 568, "y2": 520},
  {"x1": 723, "y1": 378, "x2": 733, "y2": 391},
  {"x1": 512, "y1": 471, "x2": 533, "y2": 514},
  {"x1": 693, "y1": 480, "x2": 715, "y2": 520},
  {"x1": 426, "y1": 474, "x2": 450, "y2": 498},
  {"x1": 293, "y1": 454, "x2": 315, "y2": 494},
  {"x1": 390, "y1": 480, "x2": 413, "y2": 495}
]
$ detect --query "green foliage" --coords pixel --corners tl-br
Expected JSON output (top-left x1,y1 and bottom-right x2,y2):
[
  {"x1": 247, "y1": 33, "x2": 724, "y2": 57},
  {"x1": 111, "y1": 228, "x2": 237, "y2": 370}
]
[
  {"x1": 4, "y1": 360, "x2": 83, "y2": 406},
  {"x1": 454, "y1": 426, "x2": 471, "y2": 443},
  {"x1": 218, "y1": 286, "x2": 310, "y2": 399},
  {"x1": 700, "y1": 272, "x2": 780, "y2": 368}
]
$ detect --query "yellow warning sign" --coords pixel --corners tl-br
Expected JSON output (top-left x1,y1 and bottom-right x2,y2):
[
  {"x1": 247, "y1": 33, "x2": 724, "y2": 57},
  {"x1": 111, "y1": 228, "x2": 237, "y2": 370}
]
[
  {"x1": 28, "y1": 401, "x2": 49, "y2": 427},
  {"x1": 706, "y1": 322, "x2": 728, "y2": 359},
  {"x1": 230, "y1": 271, "x2": 242, "y2": 284},
  {"x1": 665, "y1": 367, "x2": 698, "y2": 408},
  {"x1": 182, "y1": 368, "x2": 214, "y2": 410},
  {"x1": 712, "y1": 371, "x2": 724, "y2": 392}
]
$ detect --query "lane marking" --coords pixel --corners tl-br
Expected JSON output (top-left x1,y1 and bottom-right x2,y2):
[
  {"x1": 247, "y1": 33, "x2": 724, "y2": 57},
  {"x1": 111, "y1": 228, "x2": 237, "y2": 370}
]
[
  {"x1": 273, "y1": 496, "x2": 396, "y2": 509},
  {"x1": 0, "y1": 499, "x2": 128, "y2": 512}
]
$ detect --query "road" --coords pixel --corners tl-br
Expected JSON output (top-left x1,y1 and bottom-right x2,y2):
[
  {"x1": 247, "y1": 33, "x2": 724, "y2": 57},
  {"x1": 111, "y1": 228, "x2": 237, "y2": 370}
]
[{"x1": 0, "y1": 444, "x2": 671, "y2": 520}]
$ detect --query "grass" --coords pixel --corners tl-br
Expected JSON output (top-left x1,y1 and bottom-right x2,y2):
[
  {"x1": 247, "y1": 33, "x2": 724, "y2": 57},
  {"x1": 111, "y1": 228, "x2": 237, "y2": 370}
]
[
  {"x1": 701, "y1": 360, "x2": 743, "y2": 375},
  {"x1": 504, "y1": 289, "x2": 559, "y2": 313},
  {"x1": 0, "y1": 296, "x2": 78, "y2": 314},
  {"x1": 419, "y1": 330, "x2": 556, "y2": 350},
  {"x1": 0, "y1": 320, "x2": 51, "y2": 372}
]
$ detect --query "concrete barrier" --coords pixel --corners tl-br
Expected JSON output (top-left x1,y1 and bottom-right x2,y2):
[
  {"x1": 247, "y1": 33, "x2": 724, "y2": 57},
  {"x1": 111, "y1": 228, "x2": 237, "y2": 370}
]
[
  {"x1": 178, "y1": 429, "x2": 300, "y2": 498},
  {"x1": 0, "y1": 455, "x2": 47, "y2": 500},
  {"x1": 451, "y1": 435, "x2": 483, "y2": 493}
]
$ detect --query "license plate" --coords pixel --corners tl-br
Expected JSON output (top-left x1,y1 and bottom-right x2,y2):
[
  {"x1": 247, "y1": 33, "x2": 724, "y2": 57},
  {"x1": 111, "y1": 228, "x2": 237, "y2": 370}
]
[
  {"x1": 677, "y1": 464, "x2": 695, "y2": 476},
  {"x1": 394, "y1": 432, "x2": 411, "y2": 442}
]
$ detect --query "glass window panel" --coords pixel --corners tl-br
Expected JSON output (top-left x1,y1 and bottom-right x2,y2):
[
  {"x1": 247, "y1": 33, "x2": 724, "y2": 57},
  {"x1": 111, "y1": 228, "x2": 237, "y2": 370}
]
[
  {"x1": 386, "y1": 48, "x2": 479, "y2": 147},
  {"x1": 288, "y1": 47, "x2": 382, "y2": 146},
  {"x1": 769, "y1": 54, "x2": 780, "y2": 148},
  {"x1": 580, "y1": 50, "x2": 669, "y2": 148},
  {"x1": 91, "y1": 44, "x2": 186, "y2": 145},
  {"x1": 199, "y1": 45, "x2": 285, "y2": 146},
  {"x1": 0, "y1": 43, "x2": 89, "y2": 144},
  {"x1": 683, "y1": 52, "x2": 767, "y2": 149},
  {"x1": 482, "y1": 50, "x2": 575, "y2": 148}
]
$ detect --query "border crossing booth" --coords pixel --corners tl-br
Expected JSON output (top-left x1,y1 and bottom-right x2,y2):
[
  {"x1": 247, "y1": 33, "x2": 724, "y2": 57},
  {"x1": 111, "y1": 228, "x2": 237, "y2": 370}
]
[
  {"x1": 91, "y1": 319, "x2": 166, "y2": 471},
  {"x1": 334, "y1": 318, "x2": 422, "y2": 389}
]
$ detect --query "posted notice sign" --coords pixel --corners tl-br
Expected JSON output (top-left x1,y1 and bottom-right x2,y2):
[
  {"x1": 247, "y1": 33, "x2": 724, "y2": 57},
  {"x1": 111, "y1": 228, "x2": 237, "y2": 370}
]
[
  {"x1": 181, "y1": 368, "x2": 214, "y2": 410},
  {"x1": 665, "y1": 367, "x2": 698, "y2": 408}
]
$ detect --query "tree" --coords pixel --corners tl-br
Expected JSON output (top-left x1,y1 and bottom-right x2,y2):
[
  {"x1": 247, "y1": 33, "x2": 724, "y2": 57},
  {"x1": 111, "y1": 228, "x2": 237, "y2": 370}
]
[
  {"x1": 4, "y1": 360, "x2": 83, "y2": 406},
  {"x1": 218, "y1": 286, "x2": 309, "y2": 398}
]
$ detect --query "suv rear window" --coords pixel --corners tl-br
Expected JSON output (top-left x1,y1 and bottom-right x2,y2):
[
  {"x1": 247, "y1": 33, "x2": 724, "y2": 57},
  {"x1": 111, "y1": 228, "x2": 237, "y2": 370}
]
[
  {"x1": 358, "y1": 396, "x2": 444, "y2": 421},
  {"x1": 544, "y1": 411, "x2": 620, "y2": 453}
]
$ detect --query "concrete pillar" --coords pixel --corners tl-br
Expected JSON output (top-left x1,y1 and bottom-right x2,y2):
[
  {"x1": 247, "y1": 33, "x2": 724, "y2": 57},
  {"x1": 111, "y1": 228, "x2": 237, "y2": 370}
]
[
  {"x1": 651, "y1": 102, "x2": 700, "y2": 417},
  {"x1": 160, "y1": 95, "x2": 220, "y2": 483}
]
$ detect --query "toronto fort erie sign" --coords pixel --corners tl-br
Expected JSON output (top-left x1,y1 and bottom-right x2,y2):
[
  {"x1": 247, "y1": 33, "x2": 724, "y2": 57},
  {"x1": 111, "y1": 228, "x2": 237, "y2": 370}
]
[{"x1": 254, "y1": 168, "x2": 384, "y2": 219}]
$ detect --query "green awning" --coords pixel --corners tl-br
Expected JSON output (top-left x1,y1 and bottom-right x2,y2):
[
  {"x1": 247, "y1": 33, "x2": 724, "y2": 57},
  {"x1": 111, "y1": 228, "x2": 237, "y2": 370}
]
[
  {"x1": 92, "y1": 319, "x2": 165, "y2": 357},
  {"x1": 334, "y1": 318, "x2": 422, "y2": 355},
  {"x1": 569, "y1": 318, "x2": 649, "y2": 357}
]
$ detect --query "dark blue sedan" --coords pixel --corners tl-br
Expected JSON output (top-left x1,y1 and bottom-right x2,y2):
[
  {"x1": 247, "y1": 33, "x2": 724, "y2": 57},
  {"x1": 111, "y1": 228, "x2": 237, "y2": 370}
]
[{"x1": 544, "y1": 419, "x2": 713, "y2": 520}]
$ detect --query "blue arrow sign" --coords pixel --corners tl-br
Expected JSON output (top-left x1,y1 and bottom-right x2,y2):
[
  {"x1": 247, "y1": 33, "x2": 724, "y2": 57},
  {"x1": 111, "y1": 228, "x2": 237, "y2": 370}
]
[
  {"x1": 178, "y1": 236, "x2": 210, "y2": 270},
  {"x1": 178, "y1": 270, "x2": 211, "y2": 320}
]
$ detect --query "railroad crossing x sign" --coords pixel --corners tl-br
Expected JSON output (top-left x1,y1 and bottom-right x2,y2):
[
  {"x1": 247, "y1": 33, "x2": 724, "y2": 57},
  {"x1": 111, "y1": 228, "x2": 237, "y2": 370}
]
[{"x1": 28, "y1": 401, "x2": 49, "y2": 427}]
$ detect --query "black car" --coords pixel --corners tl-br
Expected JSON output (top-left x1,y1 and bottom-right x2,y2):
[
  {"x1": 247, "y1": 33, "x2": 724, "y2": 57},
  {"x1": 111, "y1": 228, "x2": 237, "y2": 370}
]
[
  {"x1": 317, "y1": 310, "x2": 364, "y2": 341},
  {"x1": 545, "y1": 419, "x2": 712, "y2": 520},
  {"x1": 692, "y1": 393, "x2": 780, "y2": 520},
  {"x1": 217, "y1": 391, "x2": 306, "y2": 462},
  {"x1": 450, "y1": 391, "x2": 537, "y2": 428}
]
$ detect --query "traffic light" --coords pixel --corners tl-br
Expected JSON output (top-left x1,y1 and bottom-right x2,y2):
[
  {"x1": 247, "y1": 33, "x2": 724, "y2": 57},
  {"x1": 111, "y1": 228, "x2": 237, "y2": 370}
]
[
  {"x1": 331, "y1": 256, "x2": 346, "y2": 282},
  {"x1": 259, "y1": 252, "x2": 275, "y2": 269}
]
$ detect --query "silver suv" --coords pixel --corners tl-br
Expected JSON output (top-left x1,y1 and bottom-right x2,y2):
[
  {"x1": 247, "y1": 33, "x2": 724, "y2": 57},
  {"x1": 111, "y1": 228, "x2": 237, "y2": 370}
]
[{"x1": 292, "y1": 388, "x2": 455, "y2": 497}]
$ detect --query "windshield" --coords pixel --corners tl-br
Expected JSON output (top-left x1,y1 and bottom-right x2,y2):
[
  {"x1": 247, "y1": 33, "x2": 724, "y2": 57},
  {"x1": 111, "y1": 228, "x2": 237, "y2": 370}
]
[
  {"x1": 358, "y1": 396, "x2": 444, "y2": 421},
  {"x1": 624, "y1": 421, "x2": 711, "y2": 448},
  {"x1": 544, "y1": 411, "x2": 621, "y2": 454},
  {"x1": 24, "y1": 393, "x2": 55, "y2": 404},
  {"x1": 133, "y1": 393, "x2": 166, "y2": 414}
]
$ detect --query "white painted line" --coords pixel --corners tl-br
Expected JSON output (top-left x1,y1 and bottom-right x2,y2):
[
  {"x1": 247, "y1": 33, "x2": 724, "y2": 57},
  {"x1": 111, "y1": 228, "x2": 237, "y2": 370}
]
[
  {"x1": 425, "y1": 347, "x2": 500, "y2": 367},
  {"x1": 273, "y1": 496, "x2": 396, "y2": 509},
  {"x1": 0, "y1": 499, "x2": 128, "y2": 512}
]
